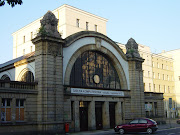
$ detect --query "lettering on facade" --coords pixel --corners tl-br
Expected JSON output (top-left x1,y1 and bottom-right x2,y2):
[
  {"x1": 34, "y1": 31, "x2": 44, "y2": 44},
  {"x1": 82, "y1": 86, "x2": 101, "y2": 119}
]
[{"x1": 71, "y1": 88, "x2": 124, "y2": 96}]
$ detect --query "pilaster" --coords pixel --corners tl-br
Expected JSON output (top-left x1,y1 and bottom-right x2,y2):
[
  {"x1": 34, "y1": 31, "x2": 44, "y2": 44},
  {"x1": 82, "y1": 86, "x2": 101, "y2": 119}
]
[
  {"x1": 74, "y1": 101, "x2": 80, "y2": 132},
  {"x1": 125, "y1": 38, "x2": 145, "y2": 118},
  {"x1": 88, "y1": 101, "x2": 96, "y2": 130},
  {"x1": 102, "y1": 101, "x2": 110, "y2": 129},
  {"x1": 115, "y1": 102, "x2": 122, "y2": 125},
  {"x1": 11, "y1": 98, "x2": 16, "y2": 123}
]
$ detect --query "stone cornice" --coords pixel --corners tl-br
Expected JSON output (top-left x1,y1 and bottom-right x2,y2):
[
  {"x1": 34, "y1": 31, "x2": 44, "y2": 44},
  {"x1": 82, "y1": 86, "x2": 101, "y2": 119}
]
[
  {"x1": 0, "y1": 88, "x2": 38, "y2": 94},
  {"x1": 32, "y1": 35, "x2": 65, "y2": 45},
  {"x1": 14, "y1": 56, "x2": 35, "y2": 67}
]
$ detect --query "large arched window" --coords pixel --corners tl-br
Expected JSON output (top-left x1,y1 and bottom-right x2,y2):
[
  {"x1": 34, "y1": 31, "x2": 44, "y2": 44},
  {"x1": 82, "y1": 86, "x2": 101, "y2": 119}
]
[
  {"x1": 1, "y1": 75, "x2": 10, "y2": 81},
  {"x1": 21, "y1": 71, "x2": 34, "y2": 82},
  {"x1": 70, "y1": 51, "x2": 120, "y2": 89}
]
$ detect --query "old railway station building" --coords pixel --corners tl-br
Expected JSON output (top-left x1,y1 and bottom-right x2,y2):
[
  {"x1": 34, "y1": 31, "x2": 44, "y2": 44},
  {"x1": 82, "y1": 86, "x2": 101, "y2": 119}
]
[{"x1": 0, "y1": 10, "x2": 164, "y2": 134}]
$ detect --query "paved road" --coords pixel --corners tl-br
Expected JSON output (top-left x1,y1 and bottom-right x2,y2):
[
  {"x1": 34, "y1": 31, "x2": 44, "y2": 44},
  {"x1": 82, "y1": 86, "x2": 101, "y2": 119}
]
[{"x1": 70, "y1": 127, "x2": 180, "y2": 135}]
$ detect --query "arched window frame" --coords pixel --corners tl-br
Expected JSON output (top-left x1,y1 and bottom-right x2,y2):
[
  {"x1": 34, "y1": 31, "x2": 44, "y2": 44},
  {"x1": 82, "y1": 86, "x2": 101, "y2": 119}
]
[
  {"x1": 21, "y1": 71, "x2": 34, "y2": 82},
  {"x1": 1, "y1": 74, "x2": 11, "y2": 81},
  {"x1": 70, "y1": 51, "x2": 121, "y2": 89}
]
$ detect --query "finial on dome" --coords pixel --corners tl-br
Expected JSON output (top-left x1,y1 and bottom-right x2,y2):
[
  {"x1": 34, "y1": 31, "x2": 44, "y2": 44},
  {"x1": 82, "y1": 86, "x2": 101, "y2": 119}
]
[
  {"x1": 125, "y1": 38, "x2": 140, "y2": 58},
  {"x1": 37, "y1": 11, "x2": 61, "y2": 38}
]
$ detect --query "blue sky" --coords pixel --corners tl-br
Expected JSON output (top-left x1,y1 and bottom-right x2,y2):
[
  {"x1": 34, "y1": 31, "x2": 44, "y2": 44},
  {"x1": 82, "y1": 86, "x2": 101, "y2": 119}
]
[{"x1": 0, "y1": 0, "x2": 180, "y2": 64}]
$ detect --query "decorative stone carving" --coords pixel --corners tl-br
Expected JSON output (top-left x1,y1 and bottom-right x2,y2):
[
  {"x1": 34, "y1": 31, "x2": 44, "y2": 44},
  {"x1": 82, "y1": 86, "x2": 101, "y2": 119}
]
[
  {"x1": 37, "y1": 11, "x2": 61, "y2": 38},
  {"x1": 48, "y1": 43, "x2": 62, "y2": 57},
  {"x1": 95, "y1": 38, "x2": 101, "y2": 49},
  {"x1": 136, "y1": 61, "x2": 142, "y2": 70},
  {"x1": 125, "y1": 38, "x2": 140, "y2": 58}
]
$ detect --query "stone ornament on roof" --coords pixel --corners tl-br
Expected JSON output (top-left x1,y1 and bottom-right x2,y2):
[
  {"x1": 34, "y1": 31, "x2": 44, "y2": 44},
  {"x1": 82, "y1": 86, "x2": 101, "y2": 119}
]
[
  {"x1": 125, "y1": 38, "x2": 141, "y2": 58},
  {"x1": 37, "y1": 11, "x2": 61, "y2": 38}
]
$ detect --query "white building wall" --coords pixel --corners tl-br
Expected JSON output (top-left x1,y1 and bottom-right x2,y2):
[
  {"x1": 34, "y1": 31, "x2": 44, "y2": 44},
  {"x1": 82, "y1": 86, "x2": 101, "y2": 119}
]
[
  {"x1": 12, "y1": 4, "x2": 107, "y2": 59},
  {"x1": 161, "y1": 49, "x2": 180, "y2": 108}
]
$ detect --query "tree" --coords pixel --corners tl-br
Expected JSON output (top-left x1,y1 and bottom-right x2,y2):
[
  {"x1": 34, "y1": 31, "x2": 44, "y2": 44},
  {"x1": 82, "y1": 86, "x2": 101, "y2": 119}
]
[{"x1": 0, "y1": 0, "x2": 22, "y2": 7}]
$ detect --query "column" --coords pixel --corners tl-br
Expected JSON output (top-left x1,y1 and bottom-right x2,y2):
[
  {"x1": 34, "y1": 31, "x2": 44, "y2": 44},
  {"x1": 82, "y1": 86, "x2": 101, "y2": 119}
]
[
  {"x1": 125, "y1": 38, "x2": 145, "y2": 118},
  {"x1": 115, "y1": 102, "x2": 122, "y2": 125},
  {"x1": 102, "y1": 101, "x2": 110, "y2": 129},
  {"x1": 74, "y1": 101, "x2": 80, "y2": 132},
  {"x1": 11, "y1": 98, "x2": 16, "y2": 123},
  {"x1": 88, "y1": 101, "x2": 96, "y2": 130},
  {"x1": 32, "y1": 11, "x2": 64, "y2": 132}
]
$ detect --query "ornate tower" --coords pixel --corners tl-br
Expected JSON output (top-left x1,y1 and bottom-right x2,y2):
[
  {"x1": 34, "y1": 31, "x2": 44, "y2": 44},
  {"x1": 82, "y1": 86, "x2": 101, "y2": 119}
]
[
  {"x1": 126, "y1": 38, "x2": 145, "y2": 118},
  {"x1": 32, "y1": 11, "x2": 65, "y2": 133}
]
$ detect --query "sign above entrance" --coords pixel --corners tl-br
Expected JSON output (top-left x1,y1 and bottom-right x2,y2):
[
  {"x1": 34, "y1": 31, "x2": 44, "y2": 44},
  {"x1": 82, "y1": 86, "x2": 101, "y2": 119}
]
[{"x1": 71, "y1": 88, "x2": 124, "y2": 96}]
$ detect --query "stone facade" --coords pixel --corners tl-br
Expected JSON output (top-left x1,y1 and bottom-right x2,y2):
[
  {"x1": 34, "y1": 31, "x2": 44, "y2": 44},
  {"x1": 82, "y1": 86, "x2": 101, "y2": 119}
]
[{"x1": 0, "y1": 11, "x2": 164, "y2": 134}]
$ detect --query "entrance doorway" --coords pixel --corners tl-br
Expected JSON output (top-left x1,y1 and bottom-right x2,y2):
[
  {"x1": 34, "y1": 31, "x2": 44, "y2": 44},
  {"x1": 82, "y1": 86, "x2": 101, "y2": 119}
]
[
  {"x1": 79, "y1": 101, "x2": 88, "y2": 131},
  {"x1": 95, "y1": 102, "x2": 103, "y2": 130},
  {"x1": 109, "y1": 102, "x2": 115, "y2": 128}
]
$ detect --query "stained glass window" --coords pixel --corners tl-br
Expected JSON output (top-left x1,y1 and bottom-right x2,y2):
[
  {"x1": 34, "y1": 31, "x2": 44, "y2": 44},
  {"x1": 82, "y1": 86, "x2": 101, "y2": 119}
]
[{"x1": 70, "y1": 51, "x2": 120, "y2": 89}]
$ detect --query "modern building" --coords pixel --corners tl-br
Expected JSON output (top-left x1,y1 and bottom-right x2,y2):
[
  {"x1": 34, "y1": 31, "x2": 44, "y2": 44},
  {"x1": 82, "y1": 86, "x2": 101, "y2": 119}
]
[
  {"x1": 12, "y1": 4, "x2": 108, "y2": 59},
  {"x1": 0, "y1": 10, "x2": 164, "y2": 134},
  {"x1": 160, "y1": 49, "x2": 180, "y2": 118}
]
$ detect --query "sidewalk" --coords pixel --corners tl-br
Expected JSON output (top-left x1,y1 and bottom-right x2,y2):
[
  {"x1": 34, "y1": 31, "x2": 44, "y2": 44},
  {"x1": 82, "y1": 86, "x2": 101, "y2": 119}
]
[
  {"x1": 69, "y1": 119, "x2": 180, "y2": 135},
  {"x1": 158, "y1": 119, "x2": 180, "y2": 130}
]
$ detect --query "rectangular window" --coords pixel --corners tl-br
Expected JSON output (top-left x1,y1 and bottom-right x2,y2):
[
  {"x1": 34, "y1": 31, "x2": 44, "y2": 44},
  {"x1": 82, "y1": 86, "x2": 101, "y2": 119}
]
[
  {"x1": 162, "y1": 64, "x2": 164, "y2": 69},
  {"x1": 144, "y1": 83, "x2": 145, "y2": 91},
  {"x1": 23, "y1": 36, "x2": 25, "y2": 43},
  {"x1": 94, "y1": 24, "x2": 97, "y2": 32},
  {"x1": 159, "y1": 85, "x2": 161, "y2": 92},
  {"x1": 152, "y1": 62, "x2": 154, "y2": 67},
  {"x1": 172, "y1": 87, "x2": 174, "y2": 93},
  {"x1": 23, "y1": 49, "x2": 25, "y2": 55},
  {"x1": 143, "y1": 71, "x2": 145, "y2": 77},
  {"x1": 1, "y1": 98, "x2": 11, "y2": 121},
  {"x1": 154, "y1": 84, "x2": 156, "y2": 91},
  {"x1": 30, "y1": 46, "x2": 33, "y2": 52},
  {"x1": 158, "y1": 73, "x2": 160, "y2": 79},
  {"x1": 163, "y1": 74, "x2": 165, "y2": 80},
  {"x1": 167, "y1": 75, "x2": 169, "y2": 81},
  {"x1": 148, "y1": 71, "x2": 150, "y2": 77},
  {"x1": 149, "y1": 83, "x2": 151, "y2": 91},
  {"x1": 76, "y1": 19, "x2": 80, "y2": 27},
  {"x1": 154, "y1": 102, "x2": 158, "y2": 116},
  {"x1": 157, "y1": 63, "x2": 159, "y2": 68},
  {"x1": 153, "y1": 72, "x2": 155, "y2": 79},
  {"x1": 164, "y1": 85, "x2": 166, "y2": 93},
  {"x1": 168, "y1": 86, "x2": 170, "y2": 93},
  {"x1": 86, "y1": 22, "x2": 89, "y2": 30},
  {"x1": 31, "y1": 32, "x2": 33, "y2": 40},
  {"x1": 16, "y1": 99, "x2": 24, "y2": 121}
]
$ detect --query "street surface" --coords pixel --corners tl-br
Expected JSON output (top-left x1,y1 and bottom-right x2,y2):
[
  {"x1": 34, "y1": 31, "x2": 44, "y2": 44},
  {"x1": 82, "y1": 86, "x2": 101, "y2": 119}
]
[{"x1": 70, "y1": 127, "x2": 180, "y2": 135}]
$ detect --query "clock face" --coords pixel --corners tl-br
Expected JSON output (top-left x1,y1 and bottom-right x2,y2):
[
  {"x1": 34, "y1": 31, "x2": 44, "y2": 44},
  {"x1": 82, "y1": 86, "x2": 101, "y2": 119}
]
[{"x1": 93, "y1": 75, "x2": 100, "y2": 84}]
